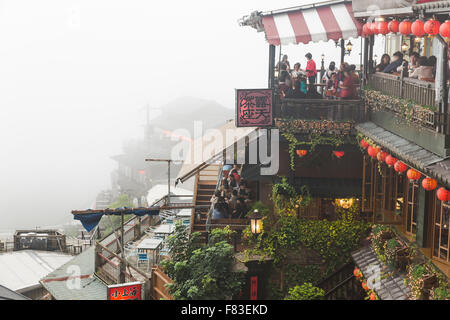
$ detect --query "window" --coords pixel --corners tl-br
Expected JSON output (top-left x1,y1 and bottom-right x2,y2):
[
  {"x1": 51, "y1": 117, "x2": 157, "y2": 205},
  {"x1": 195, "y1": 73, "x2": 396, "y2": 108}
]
[
  {"x1": 406, "y1": 181, "x2": 419, "y2": 235},
  {"x1": 433, "y1": 201, "x2": 450, "y2": 263}
]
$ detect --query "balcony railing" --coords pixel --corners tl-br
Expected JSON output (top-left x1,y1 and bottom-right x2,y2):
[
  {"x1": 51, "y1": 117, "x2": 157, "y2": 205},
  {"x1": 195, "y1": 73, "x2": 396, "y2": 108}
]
[
  {"x1": 366, "y1": 73, "x2": 445, "y2": 132},
  {"x1": 276, "y1": 98, "x2": 365, "y2": 123},
  {"x1": 368, "y1": 72, "x2": 437, "y2": 107}
]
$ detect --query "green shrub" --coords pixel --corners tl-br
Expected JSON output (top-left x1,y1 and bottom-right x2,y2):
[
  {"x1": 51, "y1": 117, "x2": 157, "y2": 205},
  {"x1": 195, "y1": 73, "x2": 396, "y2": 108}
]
[{"x1": 285, "y1": 283, "x2": 325, "y2": 300}]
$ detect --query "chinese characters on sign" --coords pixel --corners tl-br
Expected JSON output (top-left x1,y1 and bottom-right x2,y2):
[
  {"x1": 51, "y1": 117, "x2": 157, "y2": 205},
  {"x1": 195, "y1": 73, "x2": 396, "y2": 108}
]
[
  {"x1": 236, "y1": 89, "x2": 273, "y2": 127},
  {"x1": 107, "y1": 282, "x2": 142, "y2": 300}
]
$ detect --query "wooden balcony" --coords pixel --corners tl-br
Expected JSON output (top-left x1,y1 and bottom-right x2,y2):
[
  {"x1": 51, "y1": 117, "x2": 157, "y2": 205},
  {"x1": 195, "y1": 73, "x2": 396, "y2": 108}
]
[
  {"x1": 366, "y1": 72, "x2": 446, "y2": 132},
  {"x1": 275, "y1": 98, "x2": 366, "y2": 123}
]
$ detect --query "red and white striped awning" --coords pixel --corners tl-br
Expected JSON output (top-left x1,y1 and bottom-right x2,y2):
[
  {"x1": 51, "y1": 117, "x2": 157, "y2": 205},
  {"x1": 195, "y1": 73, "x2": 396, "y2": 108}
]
[{"x1": 261, "y1": 2, "x2": 363, "y2": 46}]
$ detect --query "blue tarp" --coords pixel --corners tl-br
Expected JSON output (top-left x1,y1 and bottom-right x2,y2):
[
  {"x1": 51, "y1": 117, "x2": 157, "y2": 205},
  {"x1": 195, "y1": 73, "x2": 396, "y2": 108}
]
[{"x1": 73, "y1": 208, "x2": 160, "y2": 232}]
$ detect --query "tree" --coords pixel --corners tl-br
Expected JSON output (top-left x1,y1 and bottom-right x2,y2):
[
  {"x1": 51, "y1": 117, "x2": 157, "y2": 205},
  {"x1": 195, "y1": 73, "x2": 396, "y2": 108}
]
[{"x1": 162, "y1": 224, "x2": 244, "y2": 300}]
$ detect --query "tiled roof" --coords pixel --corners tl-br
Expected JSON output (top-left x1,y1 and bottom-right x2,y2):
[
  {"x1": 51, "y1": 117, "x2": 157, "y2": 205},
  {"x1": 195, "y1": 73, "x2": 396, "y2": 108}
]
[
  {"x1": 356, "y1": 122, "x2": 449, "y2": 186},
  {"x1": 352, "y1": 246, "x2": 411, "y2": 300},
  {"x1": 40, "y1": 247, "x2": 107, "y2": 300}
]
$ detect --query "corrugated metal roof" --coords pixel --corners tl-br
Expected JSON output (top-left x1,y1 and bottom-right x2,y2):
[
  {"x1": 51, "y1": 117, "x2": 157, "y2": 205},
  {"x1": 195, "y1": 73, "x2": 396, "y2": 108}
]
[
  {"x1": 0, "y1": 284, "x2": 31, "y2": 300},
  {"x1": 356, "y1": 122, "x2": 444, "y2": 171},
  {"x1": 0, "y1": 250, "x2": 73, "y2": 292},
  {"x1": 40, "y1": 247, "x2": 108, "y2": 300},
  {"x1": 352, "y1": 246, "x2": 411, "y2": 300}
]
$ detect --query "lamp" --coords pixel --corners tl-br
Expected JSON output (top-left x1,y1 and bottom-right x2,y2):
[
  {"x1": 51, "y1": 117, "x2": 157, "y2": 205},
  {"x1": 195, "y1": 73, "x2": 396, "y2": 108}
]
[
  {"x1": 345, "y1": 41, "x2": 353, "y2": 54},
  {"x1": 249, "y1": 209, "x2": 263, "y2": 235},
  {"x1": 401, "y1": 42, "x2": 409, "y2": 53}
]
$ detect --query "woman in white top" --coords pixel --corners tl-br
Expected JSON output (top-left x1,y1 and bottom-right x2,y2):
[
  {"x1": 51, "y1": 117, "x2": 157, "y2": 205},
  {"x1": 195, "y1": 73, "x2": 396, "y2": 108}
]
[{"x1": 409, "y1": 56, "x2": 434, "y2": 81}]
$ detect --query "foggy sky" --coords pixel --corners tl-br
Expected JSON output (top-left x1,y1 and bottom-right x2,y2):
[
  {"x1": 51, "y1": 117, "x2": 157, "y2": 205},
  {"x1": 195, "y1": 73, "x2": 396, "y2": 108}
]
[{"x1": 0, "y1": 0, "x2": 381, "y2": 230}]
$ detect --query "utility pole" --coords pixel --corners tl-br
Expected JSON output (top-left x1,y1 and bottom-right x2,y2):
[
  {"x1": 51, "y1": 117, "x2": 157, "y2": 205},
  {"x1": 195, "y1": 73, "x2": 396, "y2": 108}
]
[{"x1": 144, "y1": 158, "x2": 183, "y2": 205}]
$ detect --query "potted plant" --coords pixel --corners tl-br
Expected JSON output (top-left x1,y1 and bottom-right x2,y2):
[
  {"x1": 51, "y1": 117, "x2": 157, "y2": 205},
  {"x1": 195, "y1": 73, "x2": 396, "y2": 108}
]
[{"x1": 407, "y1": 264, "x2": 438, "y2": 300}]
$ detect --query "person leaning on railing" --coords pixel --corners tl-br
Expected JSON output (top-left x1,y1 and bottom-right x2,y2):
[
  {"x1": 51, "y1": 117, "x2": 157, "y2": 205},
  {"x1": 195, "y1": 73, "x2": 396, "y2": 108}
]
[
  {"x1": 408, "y1": 56, "x2": 434, "y2": 82},
  {"x1": 375, "y1": 53, "x2": 391, "y2": 72},
  {"x1": 383, "y1": 51, "x2": 404, "y2": 74},
  {"x1": 305, "y1": 52, "x2": 317, "y2": 91},
  {"x1": 339, "y1": 66, "x2": 357, "y2": 100}
]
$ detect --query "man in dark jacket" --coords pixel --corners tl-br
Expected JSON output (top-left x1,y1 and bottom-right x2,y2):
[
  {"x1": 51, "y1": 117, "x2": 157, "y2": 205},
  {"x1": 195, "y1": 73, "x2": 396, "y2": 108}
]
[{"x1": 383, "y1": 51, "x2": 404, "y2": 74}]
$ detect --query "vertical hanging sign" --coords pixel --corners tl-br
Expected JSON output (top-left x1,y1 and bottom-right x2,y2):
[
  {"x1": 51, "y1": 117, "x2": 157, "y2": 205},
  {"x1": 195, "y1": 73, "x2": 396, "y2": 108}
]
[{"x1": 250, "y1": 276, "x2": 258, "y2": 300}]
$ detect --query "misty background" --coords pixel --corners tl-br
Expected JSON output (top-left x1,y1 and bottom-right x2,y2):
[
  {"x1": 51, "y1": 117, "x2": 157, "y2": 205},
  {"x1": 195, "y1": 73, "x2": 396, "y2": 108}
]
[{"x1": 0, "y1": 0, "x2": 383, "y2": 232}]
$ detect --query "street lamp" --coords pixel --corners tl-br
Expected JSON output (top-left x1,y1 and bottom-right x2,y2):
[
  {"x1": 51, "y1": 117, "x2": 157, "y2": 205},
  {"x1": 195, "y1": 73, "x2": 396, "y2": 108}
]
[
  {"x1": 345, "y1": 41, "x2": 353, "y2": 55},
  {"x1": 249, "y1": 209, "x2": 263, "y2": 235}
]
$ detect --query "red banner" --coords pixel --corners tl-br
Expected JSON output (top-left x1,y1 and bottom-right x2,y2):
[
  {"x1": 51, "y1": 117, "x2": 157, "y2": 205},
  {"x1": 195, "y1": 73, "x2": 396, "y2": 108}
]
[
  {"x1": 250, "y1": 276, "x2": 258, "y2": 300},
  {"x1": 236, "y1": 89, "x2": 273, "y2": 127},
  {"x1": 107, "y1": 282, "x2": 142, "y2": 300}
]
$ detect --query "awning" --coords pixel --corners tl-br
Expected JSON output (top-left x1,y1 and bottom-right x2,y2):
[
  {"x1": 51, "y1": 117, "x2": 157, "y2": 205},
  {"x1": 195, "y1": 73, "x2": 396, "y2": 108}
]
[
  {"x1": 175, "y1": 120, "x2": 259, "y2": 184},
  {"x1": 258, "y1": 1, "x2": 362, "y2": 46},
  {"x1": 351, "y1": 0, "x2": 414, "y2": 18},
  {"x1": 73, "y1": 208, "x2": 160, "y2": 232}
]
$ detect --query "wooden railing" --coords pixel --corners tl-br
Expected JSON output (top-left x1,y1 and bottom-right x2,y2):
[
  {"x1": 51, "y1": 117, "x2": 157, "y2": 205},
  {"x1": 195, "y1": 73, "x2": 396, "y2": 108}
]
[
  {"x1": 277, "y1": 98, "x2": 365, "y2": 122},
  {"x1": 367, "y1": 72, "x2": 442, "y2": 131},
  {"x1": 151, "y1": 266, "x2": 173, "y2": 300},
  {"x1": 368, "y1": 72, "x2": 437, "y2": 108},
  {"x1": 317, "y1": 262, "x2": 365, "y2": 300}
]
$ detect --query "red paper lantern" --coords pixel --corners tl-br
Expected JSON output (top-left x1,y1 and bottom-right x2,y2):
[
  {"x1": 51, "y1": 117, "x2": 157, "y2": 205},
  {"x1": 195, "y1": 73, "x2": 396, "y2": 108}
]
[
  {"x1": 369, "y1": 292, "x2": 378, "y2": 300},
  {"x1": 362, "y1": 281, "x2": 369, "y2": 291},
  {"x1": 399, "y1": 19, "x2": 412, "y2": 35},
  {"x1": 437, "y1": 187, "x2": 449, "y2": 202},
  {"x1": 411, "y1": 19, "x2": 425, "y2": 37},
  {"x1": 296, "y1": 150, "x2": 308, "y2": 157},
  {"x1": 377, "y1": 20, "x2": 389, "y2": 35},
  {"x1": 407, "y1": 168, "x2": 421, "y2": 181},
  {"x1": 394, "y1": 161, "x2": 408, "y2": 173},
  {"x1": 360, "y1": 139, "x2": 369, "y2": 149},
  {"x1": 138, "y1": 170, "x2": 146, "y2": 175},
  {"x1": 363, "y1": 23, "x2": 373, "y2": 37},
  {"x1": 333, "y1": 151, "x2": 345, "y2": 158},
  {"x1": 422, "y1": 177, "x2": 437, "y2": 191},
  {"x1": 370, "y1": 22, "x2": 378, "y2": 35},
  {"x1": 377, "y1": 151, "x2": 388, "y2": 162},
  {"x1": 353, "y1": 267, "x2": 362, "y2": 278},
  {"x1": 439, "y1": 20, "x2": 450, "y2": 38},
  {"x1": 385, "y1": 155, "x2": 398, "y2": 167},
  {"x1": 424, "y1": 19, "x2": 440, "y2": 36},
  {"x1": 368, "y1": 146, "x2": 380, "y2": 158},
  {"x1": 388, "y1": 20, "x2": 399, "y2": 33}
]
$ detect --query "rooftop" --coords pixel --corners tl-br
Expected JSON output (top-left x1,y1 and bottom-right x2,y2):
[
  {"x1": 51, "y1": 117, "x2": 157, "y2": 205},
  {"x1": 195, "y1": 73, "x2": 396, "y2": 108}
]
[
  {"x1": 40, "y1": 247, "x2": 108, "y2": 300},
  {"x1": 0, "y1": 250, "x2": 73, "y2": 293}
]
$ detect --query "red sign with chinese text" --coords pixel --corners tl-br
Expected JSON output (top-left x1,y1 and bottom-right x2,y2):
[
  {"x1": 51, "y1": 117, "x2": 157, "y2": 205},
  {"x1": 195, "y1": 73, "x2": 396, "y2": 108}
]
[
  {"x1": 107, "y1": 282, "x2": 142, "y2": 300},
  {"x1": 236, "y1": 89, "x2": 273, "y2": 127}
]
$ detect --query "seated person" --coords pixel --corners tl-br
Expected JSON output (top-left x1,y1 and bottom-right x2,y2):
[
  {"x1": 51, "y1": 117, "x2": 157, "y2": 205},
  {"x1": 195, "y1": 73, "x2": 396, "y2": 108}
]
[
  {"x1": 409, "y1": 56, "x2": 434, "y2": 81},
  {"x1": 428, "y1": 55, "x2": 437, "y2": 78},
  {"x1": 375, "y1": 54, "x2": 390, "y2": 72},
  {"x1": 284, "y1": 79, "x2": 306, "y2": 99},
  {"x1": 212, "y1": 197, "x2": 229, "y2": 219},
  {"x1": 232, "y1": 199, "x2": 248, "y2": 219},
  {"x1": 383, "y1": 51, "x2": 404, "y2": 74},
  {"x1": 398, "y1": 52, "x2": 419, "y2": 73},
  {"x1": 228, "y1": 189, "x2": 238, "y2": 211}
]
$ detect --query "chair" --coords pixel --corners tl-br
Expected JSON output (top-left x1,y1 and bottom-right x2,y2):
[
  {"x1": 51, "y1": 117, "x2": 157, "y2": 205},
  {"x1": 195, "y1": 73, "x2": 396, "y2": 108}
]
[{"x1": 137, "y1": 253, "x2": 150, "y2": 271}]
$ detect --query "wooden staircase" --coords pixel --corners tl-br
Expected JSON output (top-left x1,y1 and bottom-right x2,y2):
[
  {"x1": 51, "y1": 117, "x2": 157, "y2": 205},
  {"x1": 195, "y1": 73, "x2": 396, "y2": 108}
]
[{"x1": 190, "y1": 164, "x2": 221, "y2": 242}]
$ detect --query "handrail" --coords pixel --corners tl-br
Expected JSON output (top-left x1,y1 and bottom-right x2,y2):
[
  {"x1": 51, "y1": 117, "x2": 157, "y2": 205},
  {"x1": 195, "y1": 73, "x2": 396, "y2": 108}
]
[{"x1": 206, "y1": 165, "x2": 224, "y2": 235}]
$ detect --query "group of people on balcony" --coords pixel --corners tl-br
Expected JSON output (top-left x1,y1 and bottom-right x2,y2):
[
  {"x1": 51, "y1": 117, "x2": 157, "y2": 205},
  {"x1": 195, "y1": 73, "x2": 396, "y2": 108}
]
[
  {"x1": 277, "y1": 53, "x2": 360, "y2": 100},
  {"x1": 211, "y1": 165, "x2": 253, "y2": 220},
  {"x1": 277, "y1": 53, "x2": 322, "y2": 99},
  {"x1": 375, "y1": 51, "x2": 436, "y2": 82},
  {"x1": 322, "y1": 62, "x2": 360, "y2": 100}
]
